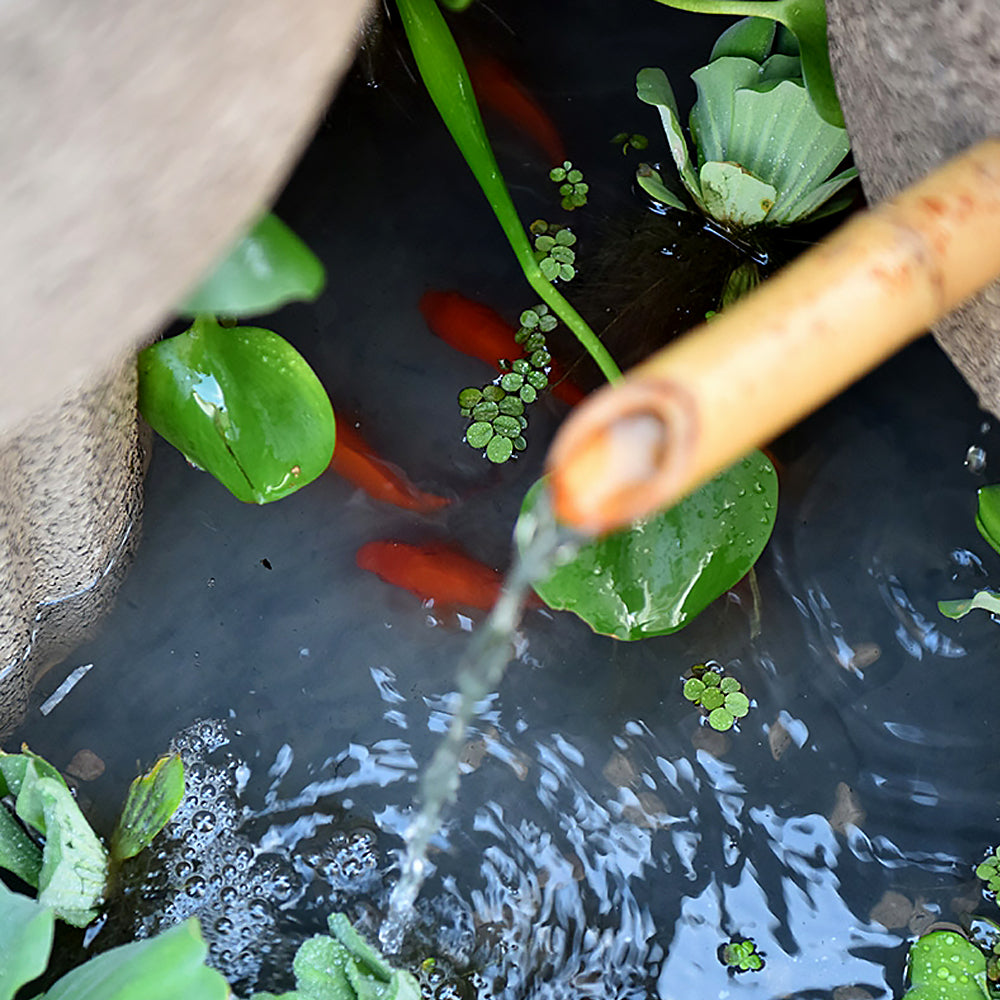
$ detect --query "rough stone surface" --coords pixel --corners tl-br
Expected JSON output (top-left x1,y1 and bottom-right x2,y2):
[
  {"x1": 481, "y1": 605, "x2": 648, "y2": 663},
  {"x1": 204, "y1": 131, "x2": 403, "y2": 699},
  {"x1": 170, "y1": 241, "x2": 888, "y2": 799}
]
[
  {"x1": 0, "y1": 356, "x2": 146, "y2": 736},
  {"x1": 827, "y1": 0, "x2": 1000, "y2": 416}
]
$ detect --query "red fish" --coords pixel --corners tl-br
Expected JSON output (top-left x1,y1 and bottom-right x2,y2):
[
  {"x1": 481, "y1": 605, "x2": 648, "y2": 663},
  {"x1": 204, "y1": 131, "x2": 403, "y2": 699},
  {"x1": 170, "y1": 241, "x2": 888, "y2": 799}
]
[
  {"x1": 467, "y1": 53, "x2": 567, "y2": 166},
  {"x1": 356, "y1": 539, "x2": 542, "y2": 613},
  {"x1": 419, "y1": 290, "x2": 586, "y2": 406},
  {"x1": 330, "y1": 422, "x2": 450, "y2": 513}
]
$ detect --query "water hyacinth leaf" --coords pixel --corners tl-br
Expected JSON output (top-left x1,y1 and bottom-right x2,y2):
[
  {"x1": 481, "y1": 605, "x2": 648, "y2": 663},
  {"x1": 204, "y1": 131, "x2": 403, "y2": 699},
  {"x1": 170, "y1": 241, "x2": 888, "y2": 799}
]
[
  {"x1": 43, "y1": 918, "x2": 229, "y2": 1000},
  {"x1": 727, "y1": 80, "x2": 851, "y2": 223},
  {"x1": 937, "y1": 590, "x2": 1000, "y2": 621},
  {"x1": 0, "y1": 882, "x2": 54, "y2": 1000},
  {"x1": 700, "y1": 160, "x2": 776, "y2": 228},
  {"x1": 518, "y1": 452, "x2": 777, "y2": 640},
  {"x1": 110, "y1": 754, "x2": 185, "y2": 863},
  {"x1": 0, "y1": 800, "x2": 43, "y2": 887},
  {"x1": 710, "y1": 17, "x2": 775, "y2": 62},
  {"x1": 689, "y1": 56, "x2": 761, "y2": 164},
  {"x1": 976, "y1": 484, "x2": 1000, "y2": 554},
  {"x1": 636, "y1": 68, "x2": 705, "y2": 209},
  {"x1": 758, "y1": 53, "x2": 802, "y2": 84},
  {"x1": 902, "y1": 930, "x2": 990, "y2": 1000},
  {"x1": 138, "y1": 316, "x2": 336, "y2": 504},
  {"x1": 648, "y1": 0, "x2": 844, "y2": 127},
  {"x1": 179, "y1": 213, "x2": 325, "y2": 317}
]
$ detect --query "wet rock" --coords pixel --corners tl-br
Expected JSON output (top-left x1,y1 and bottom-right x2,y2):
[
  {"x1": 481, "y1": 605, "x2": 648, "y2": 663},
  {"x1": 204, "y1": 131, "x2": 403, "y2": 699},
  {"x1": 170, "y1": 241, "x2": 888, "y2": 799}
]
[
  {"x1": 768, "y1": 717, "x2": 793, "y2": 761},
  {"x1": 691, "y1": 724, "x2": 730, "y2": 758},
  {"x1": 869, "y1": 890, "x2": 913, "y2": 930},
  {"x1": 828, "y1": 781, "x2": 866, "y2": 835},
  {"x1": 66, "y1": 748, "x2": 105, "y2": 781},
  {"x1": 602, "y1": 749, "x2": 638, "y2": 788}
]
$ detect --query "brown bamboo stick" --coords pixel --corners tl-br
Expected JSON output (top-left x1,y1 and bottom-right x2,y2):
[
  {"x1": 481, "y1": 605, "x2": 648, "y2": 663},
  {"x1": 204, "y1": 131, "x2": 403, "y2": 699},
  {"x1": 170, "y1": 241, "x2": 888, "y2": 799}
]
[{"x1": 546, "y1": 138, "x2": 1000, "y2": 534}]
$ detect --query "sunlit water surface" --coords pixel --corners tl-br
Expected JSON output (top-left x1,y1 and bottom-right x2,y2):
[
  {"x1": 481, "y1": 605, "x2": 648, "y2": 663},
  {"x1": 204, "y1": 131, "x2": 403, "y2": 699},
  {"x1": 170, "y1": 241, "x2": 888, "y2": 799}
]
[{"x1": 13, "y1": 2, "x2": 1000, "y2": 997}]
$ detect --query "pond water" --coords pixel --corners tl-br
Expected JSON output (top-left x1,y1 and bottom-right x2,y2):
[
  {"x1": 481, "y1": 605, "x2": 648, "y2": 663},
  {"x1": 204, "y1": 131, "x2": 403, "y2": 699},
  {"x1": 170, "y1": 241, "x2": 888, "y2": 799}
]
[{"x1": 11, "y1": 2, "x2": 1000, "y2": 997}]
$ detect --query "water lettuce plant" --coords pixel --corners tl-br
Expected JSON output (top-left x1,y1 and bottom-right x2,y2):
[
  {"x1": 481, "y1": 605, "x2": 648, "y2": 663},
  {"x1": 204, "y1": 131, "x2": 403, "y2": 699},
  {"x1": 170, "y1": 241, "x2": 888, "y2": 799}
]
[
  {"x1": 517, "y1": 451, "x2": 777, "y2": 639},
  {"x1": 0, "y1": 749, "x2": 183, "y2": 927},
  {"x1": 636, "y1": 16, "x2": 856, "y2": 229},
  {"x1": 138, "y1": 213, "x2": 336, "y2": 504},
  {"x1": 251, "y1": 912, "x2": 420, "y2": 1000}
]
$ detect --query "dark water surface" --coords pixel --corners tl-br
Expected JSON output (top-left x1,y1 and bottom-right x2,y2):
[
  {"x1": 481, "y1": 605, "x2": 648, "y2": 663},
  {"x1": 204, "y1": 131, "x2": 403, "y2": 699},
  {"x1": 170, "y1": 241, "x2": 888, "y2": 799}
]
[{"x1": 12, "y1": 2, "x2": 1000, "y2": 997}]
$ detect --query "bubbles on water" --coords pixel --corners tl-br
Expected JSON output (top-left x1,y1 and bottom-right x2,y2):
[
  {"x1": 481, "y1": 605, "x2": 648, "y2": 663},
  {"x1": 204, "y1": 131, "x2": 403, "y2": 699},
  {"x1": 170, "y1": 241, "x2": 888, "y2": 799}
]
[{"x1": 965, "y1": 445, "x2": 987, "y2": 473}]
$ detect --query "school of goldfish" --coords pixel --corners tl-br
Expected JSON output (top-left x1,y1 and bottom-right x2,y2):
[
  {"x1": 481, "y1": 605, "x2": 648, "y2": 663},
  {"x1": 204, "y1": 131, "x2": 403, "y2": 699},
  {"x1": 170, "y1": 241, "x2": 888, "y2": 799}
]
[{"x1": 330, "y1": 55, "x2": 572, "y2": 619}]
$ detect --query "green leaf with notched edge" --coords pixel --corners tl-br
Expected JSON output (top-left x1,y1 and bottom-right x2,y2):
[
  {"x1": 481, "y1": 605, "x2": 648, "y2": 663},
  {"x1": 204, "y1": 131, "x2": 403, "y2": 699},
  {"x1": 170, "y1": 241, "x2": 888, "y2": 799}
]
[
  {"x1": 110, "y1": 755, "x2": 184, "y2": 863},
  {"x1": 902, "y1": 930, "x2": 990, "y2": 1000},
  {"x1": 699, "y1": 160, "x2": 777, "y2": 227},
  {"x1": 938, "y1": 590, "x2": 1000, "y2": 621},
  {"x1": 179, "y1": 213, "x2": 325, "y2": 317},
  {"x1": 0, "y1": 882, "x2": 54, "y2": 1000},
  {"x1": 517, "y1": 452, "x2": 777, "y2": 640},
  {"x1": 138, "y1": 316, "x2": 336, "y2": 504},
  {"x1": 977, "y1": 484, "x2": 1000, "y2": 555},
  {"x1": 42, "y1": 918, "x2": 229, "y2": 1000}
]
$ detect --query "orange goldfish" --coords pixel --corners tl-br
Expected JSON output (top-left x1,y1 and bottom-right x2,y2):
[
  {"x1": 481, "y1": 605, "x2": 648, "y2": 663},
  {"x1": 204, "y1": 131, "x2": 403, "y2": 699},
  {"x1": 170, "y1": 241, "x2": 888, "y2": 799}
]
[
  {"x1": 356, "y1": 538, "x2": 542, "y2": 613},
  {"x1": 330, "y1": 422, "x2": 450, "y2": 513},
  {"x1": 467, "y1": 53, "x2": 567, "y2": 166},
  {"x1": 419, "y1": 290, "x2": 586, "y2": 406}
]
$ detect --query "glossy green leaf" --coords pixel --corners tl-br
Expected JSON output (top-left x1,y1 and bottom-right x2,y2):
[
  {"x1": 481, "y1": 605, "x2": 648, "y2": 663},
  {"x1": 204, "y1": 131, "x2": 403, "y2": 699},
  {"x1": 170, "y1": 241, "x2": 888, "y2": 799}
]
[
  {"x1": 699, "y1": 160, "x2": 776, "y2": 227},
  {"x1": 902, "y1": 930, "x2": 990, "y2": 1000},
  {"x1": 976, "y1": 484, "x2": 1000, "y2": 554},
  {"x1": 41, "y1": 918, "x2": 229, "y2": 1000},
  {"x1": 518, "y1": 452, "x2": 778, "y2": 640},
  {"x1": 649, "y1": 0, "x2": 844, "y2": 127},
  {"x1": 636, "y1": 165, "x2": 690, "y2": 212},
  {"x1": 138, "y1": 316, "x2": 336, "y2": 504},
  {"x1": 110, "y1": 755, "x2": 185, "y2": 863},
  {"x1": 689, "y1": 56, "x2": 761, "y2": 164},
  {"x1": 0, "y1": 883, "x2": 54, "y2": 1000},
  {"x1": 937, "y1": 590, "x2": 1000, "y2": 621},
  {"x1": 0, "y1": 800, "x2": 43, "y2": 887},
  {"x1": 0, "y1": 752, "x2": 107, "y2": 927},
  {"x1": 179, "y1": 213, "x2": 325, "y2": 317},
  {"x1": 710, "y1": 17, "x2": 776, "y2": 62}
]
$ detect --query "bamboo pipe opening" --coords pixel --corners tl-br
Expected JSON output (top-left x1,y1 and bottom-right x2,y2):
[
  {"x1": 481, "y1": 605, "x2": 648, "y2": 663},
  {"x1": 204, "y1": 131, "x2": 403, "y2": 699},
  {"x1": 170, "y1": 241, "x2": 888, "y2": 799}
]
[{"x1": 547, "y1": 138, "x2": 1000, "y2": 535}]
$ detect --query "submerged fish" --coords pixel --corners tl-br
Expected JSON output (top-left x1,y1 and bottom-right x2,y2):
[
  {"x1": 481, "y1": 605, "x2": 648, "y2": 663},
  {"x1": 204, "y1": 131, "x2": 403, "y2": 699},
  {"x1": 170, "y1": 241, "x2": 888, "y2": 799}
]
[
  {"x1": 419, "y1": 290, "x2": 585, "y2": 406},
  {"x1": 356, "y1": 538, "x2": 541, "y2": 614},
  {"x1": 467, "y1": 53, "x2": 567, "y2": 166},
  {"x1": 330, "y1": 422, "x2": 450, "y2": 513}
]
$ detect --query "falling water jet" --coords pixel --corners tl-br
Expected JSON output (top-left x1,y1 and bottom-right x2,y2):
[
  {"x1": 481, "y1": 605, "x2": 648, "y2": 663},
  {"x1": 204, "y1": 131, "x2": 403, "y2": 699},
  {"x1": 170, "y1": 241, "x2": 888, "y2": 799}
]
[{"x1": 379, "y1": 488, "x2": 581, "y2": 954}]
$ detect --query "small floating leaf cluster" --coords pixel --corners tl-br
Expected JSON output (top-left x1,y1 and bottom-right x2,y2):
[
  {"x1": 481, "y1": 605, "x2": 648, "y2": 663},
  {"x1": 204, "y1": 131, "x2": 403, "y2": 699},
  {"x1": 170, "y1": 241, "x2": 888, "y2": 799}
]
[
  {"x1": 459, "y1": 305, "x2": 556, "y2": 463},
  {"x1": 549, "y1": 160, "x2": 588, "y2": 210},
  {"x1": 977, "y1": 848, "x2": 1000, "y2": 896},
  {"x1": 531, "y1": 220, "x2": 577, "y2": 282},
  {"x1": 720, "y1": 937, "x2": 764, "y2": 973},
  {"x1": 683, "y1": 662, "x2": 751, "y2": 731},
  {"x1": 611, "y1": 131, "x2": 649, "y2": 155}
]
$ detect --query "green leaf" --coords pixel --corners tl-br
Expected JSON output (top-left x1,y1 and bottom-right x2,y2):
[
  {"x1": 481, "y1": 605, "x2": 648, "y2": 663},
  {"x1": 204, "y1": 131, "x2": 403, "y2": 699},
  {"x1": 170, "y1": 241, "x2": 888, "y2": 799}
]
[
  {"x1": 708, "y1": 707, "x2": 734, "y2": 730},
  {"x1": 976, "y1": 484, "x2": 1000, "y2": 555},
  {"x1": 699, "y1": 160, "x2": 777, "y2": 227},
  {"x1": 710, "y1": 17, "x2": 775, "y2": 62},
  {"x1": 648, "y1": 0, "x2": 844, "y2": 127},
  {"x1": 138, "y1": 316, "x2": 336, "y2": 504},
  {"x1": 110, "y1": 755, "x2": 185, "y2": 863},
  {"x1": 636, "y1": 68, "x2": 705, "y2": 209},
  {"x1": 635, "y1": 164, "x2": 690, "y2": 212},
  {"x1": 689, "y1": 56, "x2": 761, "y2": 164},
  {"x1": 683, "y1": 678, "x2": 706, "y2": 702},
  {"x1": 518, "y1": 451, "x2": 778, "y2": 640},
  {"x1": 937, "y1": 590, "x2": 1000, "y2": 621},
  {"x1": 0, "y1": 801, "x2": 43, "y2": 887},
  {"x1": 0, "y1": 882, "x2": 54, "y2": 1000},
  {"x1": 42, "y1": 918, "x2": 229, "y2": 1000},
  {"x1": 903, "y1": 930, "x2": 990, "y2": 1000},
  {"x1": 179, "y1": 213, "x2": 325, "y2": 317},
  {"x1": 0, "y1": 755, "x2": 108, "y2": 927}
]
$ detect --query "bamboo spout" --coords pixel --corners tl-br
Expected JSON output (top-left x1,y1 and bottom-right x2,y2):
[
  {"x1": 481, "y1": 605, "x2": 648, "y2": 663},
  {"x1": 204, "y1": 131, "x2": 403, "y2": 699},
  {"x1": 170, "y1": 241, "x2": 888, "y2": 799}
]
[{"x1": 546, "y1": 138, "x2": 1000, "y2": 535}]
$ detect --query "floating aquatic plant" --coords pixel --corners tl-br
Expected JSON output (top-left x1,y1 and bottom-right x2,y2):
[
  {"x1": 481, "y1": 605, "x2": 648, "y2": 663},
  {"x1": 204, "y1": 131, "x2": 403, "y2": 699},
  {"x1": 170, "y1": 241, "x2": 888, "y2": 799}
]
[
  {"x1": 938, "y1": 590, "x2": 1000, "y2": 622},
  {"x1": 458, "y1": 305, "x2": 554, "y2": 463},
  {"x1": 902, "y1": 929, "x2": 990, "y2": 1000},
  {"x1": 636, "y1": 16, "x2": 856, "y2": 230},
  {"x1": 977, "y1": 848, "x2": 1000, "y2": 896},
  {"x1": 549, "y1": 160, "x2": 589, "y2": 210},
  {"x1": 611, "y1": 131, "x2": 649, "y2": 155},
  {"x1": 720, "y1": 937, "x2": 764, "y2": 972},
  {"x1": 976, "y1": 484, "x2": 1000, "y2": 555},
  {"x1": 531, "y1": 220, "x2": 578, "y2": 282},
  {"x1": 683, "y1": 662, "x2": 751, "y2": 731}
]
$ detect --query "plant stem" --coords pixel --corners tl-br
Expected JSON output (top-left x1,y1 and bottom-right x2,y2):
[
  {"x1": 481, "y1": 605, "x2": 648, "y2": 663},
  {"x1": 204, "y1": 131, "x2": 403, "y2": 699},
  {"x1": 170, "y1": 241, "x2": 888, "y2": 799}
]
[
  {"x1": 394, "y1": 0, "x2": 622, "y2": 383},
  {"x1": 649, "y1": 0, "x2": 786, "y2": 14}
]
